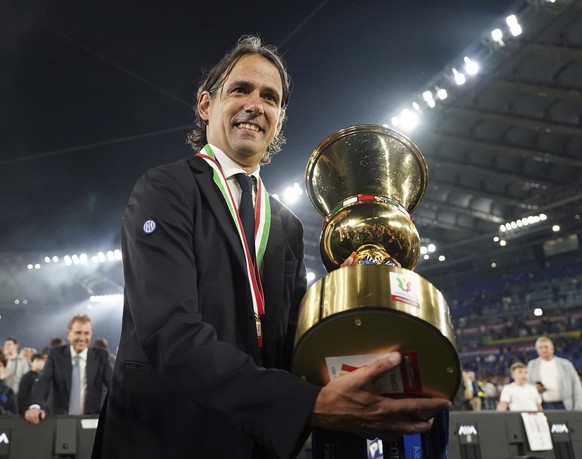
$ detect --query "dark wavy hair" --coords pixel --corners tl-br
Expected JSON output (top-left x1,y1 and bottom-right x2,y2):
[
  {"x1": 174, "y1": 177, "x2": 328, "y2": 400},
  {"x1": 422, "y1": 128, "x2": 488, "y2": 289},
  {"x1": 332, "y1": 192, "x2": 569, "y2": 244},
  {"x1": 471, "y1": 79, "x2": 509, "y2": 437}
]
[{"x1": 186, "y1": 35, "x2": 291, "y2": 165}]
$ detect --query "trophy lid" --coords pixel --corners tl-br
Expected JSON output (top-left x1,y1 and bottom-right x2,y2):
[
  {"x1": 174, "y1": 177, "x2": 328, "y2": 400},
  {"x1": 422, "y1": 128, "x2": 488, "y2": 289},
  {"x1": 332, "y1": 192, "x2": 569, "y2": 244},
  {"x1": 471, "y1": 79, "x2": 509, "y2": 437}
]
[{"x1": 305, "y1": 124, "x2": 428, "y2": 217}]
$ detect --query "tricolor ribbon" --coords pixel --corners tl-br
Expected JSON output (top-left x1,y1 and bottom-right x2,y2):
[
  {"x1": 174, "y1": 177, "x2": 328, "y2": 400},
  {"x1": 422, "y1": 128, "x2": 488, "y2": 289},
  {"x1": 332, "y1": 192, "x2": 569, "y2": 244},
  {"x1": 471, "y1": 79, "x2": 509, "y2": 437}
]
[{"x1": 196, "y1": 145, "x2": 271, "y2": 348}]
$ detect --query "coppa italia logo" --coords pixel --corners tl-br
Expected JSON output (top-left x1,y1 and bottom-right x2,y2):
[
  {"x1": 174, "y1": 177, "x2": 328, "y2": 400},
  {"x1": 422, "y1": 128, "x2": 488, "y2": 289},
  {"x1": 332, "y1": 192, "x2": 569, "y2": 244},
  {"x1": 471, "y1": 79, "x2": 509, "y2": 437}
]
[{"x1": 389, "y1": 272, "x2": 420, "y2": 308}]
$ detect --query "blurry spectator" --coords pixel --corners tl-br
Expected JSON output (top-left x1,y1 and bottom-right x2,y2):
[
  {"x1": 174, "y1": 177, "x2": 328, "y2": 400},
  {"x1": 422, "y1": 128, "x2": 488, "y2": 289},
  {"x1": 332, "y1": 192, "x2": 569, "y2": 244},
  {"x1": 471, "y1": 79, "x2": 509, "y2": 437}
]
[
  {"x1": 49, "y1": 337, "x2": 65, "y2": 348},
  {"x1": 0, "y1": 351, "x2": 17, "y2": 414},
  {"x1": 19, "y1": 347, "x2": 36, "y2": 364},
  {"x1": 24, "y1": 314, "x2": 113, "y2": 424},
  {"x1": 3, "y1": 337, "x2": 29, "y2": 394},
  {"x1": 466, "y1": 371, "x2": 484, "y2": 411},
  {"x1": 17, "y1": 353, "x2": 46, "y2": 415},
  {"x1": 482, "y1": 378, "x2": 498, "y2": 410},
  {"x1": 497, "y1": 362, "x2": 542, "y2": 412},
  {"x1": 527, "y1": 336, "x2": 582, "y2": 410}
]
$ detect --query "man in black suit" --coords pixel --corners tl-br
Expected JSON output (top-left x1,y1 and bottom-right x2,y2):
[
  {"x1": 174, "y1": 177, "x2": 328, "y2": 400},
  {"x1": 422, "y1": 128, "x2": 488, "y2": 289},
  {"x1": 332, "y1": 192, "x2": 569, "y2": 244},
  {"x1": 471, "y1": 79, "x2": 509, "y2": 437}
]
[
  {"x1": 92, "y1": 35, "x2": 450, "y2": 459},
  {"x1": 24, "y1": 314, "x2": 112, "y2": 423}
]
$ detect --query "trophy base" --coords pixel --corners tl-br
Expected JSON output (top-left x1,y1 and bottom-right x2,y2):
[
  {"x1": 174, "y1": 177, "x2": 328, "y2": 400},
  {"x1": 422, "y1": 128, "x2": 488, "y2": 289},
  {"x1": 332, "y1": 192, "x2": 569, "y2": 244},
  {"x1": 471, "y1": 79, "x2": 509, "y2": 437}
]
[{"x1": 292, "y1": 265, "x2": 460, "y2": 403}]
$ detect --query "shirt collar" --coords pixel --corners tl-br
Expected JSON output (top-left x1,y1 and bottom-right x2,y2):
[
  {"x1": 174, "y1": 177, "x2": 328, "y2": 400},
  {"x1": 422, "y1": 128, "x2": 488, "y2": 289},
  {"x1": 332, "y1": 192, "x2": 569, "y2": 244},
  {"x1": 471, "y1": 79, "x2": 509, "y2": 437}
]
[
  {"x1": 70, "y1": 346, "x2": 88, "y2": 361},
  {"x1": 208, "y1": 144, "x2": 261, "y2": 181}
]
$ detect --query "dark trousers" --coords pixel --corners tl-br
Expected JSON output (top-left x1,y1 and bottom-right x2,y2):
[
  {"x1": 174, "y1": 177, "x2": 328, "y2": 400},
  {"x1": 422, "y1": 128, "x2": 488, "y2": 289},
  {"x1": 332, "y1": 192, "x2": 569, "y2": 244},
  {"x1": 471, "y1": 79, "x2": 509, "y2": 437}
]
[{"x1": 542, "y1": 401, "x2": 565, "y2": 410}]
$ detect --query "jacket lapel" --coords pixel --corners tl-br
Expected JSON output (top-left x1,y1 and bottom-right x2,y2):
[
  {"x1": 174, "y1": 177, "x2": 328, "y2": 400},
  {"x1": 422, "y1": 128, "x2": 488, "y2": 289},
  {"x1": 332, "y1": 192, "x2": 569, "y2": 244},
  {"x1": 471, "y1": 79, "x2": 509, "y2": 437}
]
[
  {"x1": 188, "y1": 156, "x2": 246, "y2": 272},
  {"x1": 63, "y1": 346, "x2": 73, "y2": 394}
]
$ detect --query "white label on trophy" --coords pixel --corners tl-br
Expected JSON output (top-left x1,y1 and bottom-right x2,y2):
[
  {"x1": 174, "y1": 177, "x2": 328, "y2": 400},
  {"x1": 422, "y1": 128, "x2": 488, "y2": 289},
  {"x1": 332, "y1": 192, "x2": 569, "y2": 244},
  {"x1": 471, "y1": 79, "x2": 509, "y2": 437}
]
[
  {"x1": 389, "y1": 271, "x2": 420, "y2": 308},
  {"x1": 325, "y1": 352, "x2": 422, "y2": 394}
]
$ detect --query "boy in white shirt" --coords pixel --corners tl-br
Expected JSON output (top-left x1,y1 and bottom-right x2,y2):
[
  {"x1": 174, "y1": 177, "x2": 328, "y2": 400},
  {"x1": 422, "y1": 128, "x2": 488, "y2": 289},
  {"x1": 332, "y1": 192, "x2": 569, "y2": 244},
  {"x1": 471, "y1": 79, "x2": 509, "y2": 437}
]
[{"x1": 497, "y1": 362, "x2": 542, "y2": 412}]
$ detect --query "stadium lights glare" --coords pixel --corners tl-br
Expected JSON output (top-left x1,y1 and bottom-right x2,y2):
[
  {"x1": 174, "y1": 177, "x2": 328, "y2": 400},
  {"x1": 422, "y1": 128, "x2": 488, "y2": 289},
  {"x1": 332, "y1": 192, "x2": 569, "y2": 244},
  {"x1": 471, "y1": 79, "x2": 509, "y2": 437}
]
[
  {"x1": 26, "y1": 249, "x2": 123, "y2": 269},
  {"x1": 436, "y1": 88, "x2": 447, "y2": 100},
  {"x1": 506, "y1": 15, "x2": 518, "y2": 27},
  {"x1": 282, "y1": 183, "x2": 303, "y2": 205},
  {"x1": 306, "y1": 271, "x2": 316, "y2": 282},
  {"x1": 499, "y1": 213, "x2": 548, "y2": 232},
  {"x1": 552, "y1": 225, "x2": 560, "y2": 232},
  {"x1": 398, "y1": 108, "x2": 420, "y2": 131},
  {"x1": 491, "y1": 28, "x2": 503, "y2": 42},
  {"x1": 509, "y1": 23, "x2": 522, "y2": 37},
  {"x1": 463, "y1": 56, "x2": 479, "y2": 76},
  {"x1": 534, "y1": 307, "x2": 543, "y2": 317},
  {"x1": 452, "y1": 68, "x2": 466, "y2": 86}
]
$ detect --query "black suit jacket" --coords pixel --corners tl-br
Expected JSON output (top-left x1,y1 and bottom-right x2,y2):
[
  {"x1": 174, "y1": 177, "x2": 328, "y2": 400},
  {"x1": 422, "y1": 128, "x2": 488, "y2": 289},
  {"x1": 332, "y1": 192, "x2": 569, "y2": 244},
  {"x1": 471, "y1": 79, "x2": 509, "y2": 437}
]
[
  {"x1": 92, "y1": 157, "x2": 320, "y2": 459},
  {"x1": 30, "y1": 345, "x2": 112, "y2": 414}
]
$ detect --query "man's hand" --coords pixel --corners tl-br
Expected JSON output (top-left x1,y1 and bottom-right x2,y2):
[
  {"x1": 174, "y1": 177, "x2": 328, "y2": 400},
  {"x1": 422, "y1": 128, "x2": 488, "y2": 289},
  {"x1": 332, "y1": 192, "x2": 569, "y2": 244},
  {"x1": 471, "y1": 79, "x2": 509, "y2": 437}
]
[
  {"x1": 24, "y1": 408, "x2": 46, "y2": 425},
  {"x1": 340, "y1": 251, "x2": 402, "y2": 268},
  {"x1": 308, "y1": 352, "x2": 451, "y2": 441}
]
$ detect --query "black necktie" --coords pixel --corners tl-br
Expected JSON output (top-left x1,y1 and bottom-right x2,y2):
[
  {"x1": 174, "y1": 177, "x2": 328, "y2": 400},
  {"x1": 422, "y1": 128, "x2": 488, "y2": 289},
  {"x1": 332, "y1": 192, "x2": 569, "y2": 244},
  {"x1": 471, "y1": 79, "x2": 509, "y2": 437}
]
[{"x1": 235, "y1": 173, "x2": 255, "y2": 261}]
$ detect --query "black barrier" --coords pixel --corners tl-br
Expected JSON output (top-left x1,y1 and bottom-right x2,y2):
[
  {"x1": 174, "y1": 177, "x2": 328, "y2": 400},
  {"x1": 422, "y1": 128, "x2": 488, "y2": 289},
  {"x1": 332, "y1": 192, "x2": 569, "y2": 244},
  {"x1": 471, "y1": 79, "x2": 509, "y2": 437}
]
[
  {"x1": 0, "y1": 415, "x2": 98, "y2": 459},
  {"x1": 449, "y1": 410, "x2": 582, "y2": 459}
]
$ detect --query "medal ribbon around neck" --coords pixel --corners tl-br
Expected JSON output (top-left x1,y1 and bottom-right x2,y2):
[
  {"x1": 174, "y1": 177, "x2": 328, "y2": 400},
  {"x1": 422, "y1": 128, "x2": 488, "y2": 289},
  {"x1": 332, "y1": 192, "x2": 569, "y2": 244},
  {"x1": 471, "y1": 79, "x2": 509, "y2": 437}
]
[{"x1": 197, "y1": 144, "x2": 271, "y2": 347}]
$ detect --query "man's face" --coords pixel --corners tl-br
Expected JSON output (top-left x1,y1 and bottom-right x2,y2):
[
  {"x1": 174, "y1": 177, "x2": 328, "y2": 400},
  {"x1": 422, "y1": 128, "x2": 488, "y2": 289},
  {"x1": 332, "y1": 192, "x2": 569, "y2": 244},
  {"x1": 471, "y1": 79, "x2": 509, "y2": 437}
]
[
  {"x1": 512, "y1": 367, "x2": 528, "y2": 384},
  {"x1": 3, "y1": 340, "x2": 17, "y2": 357},
  {"x1": 536, "y1": 340, "x2": 554, "y2": 360},
  {"x1": 198, "y1": 54, "x2": 284, "y2": 169},
  {"x1": 67, "y1": 321, "x2": 92, "y2": 354}
]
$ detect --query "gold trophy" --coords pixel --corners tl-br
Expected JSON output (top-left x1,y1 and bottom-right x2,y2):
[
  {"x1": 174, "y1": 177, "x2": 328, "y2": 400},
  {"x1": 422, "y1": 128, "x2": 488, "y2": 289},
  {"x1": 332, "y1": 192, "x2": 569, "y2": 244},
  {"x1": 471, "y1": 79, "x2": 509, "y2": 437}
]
[{"x1": 293, "y1": 124, "x2": 460, "y2": 403}]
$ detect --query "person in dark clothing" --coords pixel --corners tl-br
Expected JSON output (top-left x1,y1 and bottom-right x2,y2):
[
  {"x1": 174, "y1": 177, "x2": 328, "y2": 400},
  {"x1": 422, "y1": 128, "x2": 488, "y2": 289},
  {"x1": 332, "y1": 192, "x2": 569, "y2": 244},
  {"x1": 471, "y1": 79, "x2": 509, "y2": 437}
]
[{"x1": 17, "y1": 353, "x2": 45, "y2": 415}]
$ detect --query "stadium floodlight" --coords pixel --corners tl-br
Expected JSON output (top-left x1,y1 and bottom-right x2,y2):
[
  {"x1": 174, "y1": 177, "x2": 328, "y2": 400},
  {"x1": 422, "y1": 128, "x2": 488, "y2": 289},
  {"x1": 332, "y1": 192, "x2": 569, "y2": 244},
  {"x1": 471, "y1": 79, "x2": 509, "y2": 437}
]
[
  {"x1": 500, "y1": 240, "x2": 507, "y2": 246},
  {"x1": 506, "y1": 15, "x2": 518, "y2": 27},
  {"x1": 452, "y1": 68, "x2": 466, "y2": 85},
  {"x1": 399, "y1": 108, "x2": 419, "y2": 131},
  {"x1": 491, "y1": 28, "x2": 503, "y2": 42},
  {"x1": 436, "y1": 88, "x2": 448, "y2": 100},
  {"x1": 534, "y1": 308, "x2": 543, "y2": 317},
  {"x1": 463, "y1": 56, "x2": 479, "y2": 76},
  {"x1": 427, "y1": 243, "x2": 436, "y2": 253},
  {"x1": 509, "y1": 23, "x2": 522, "y2": 37},
  {"x1": 438, "y1": 255, "x2": 446, "y2": 262},
  {"x1": 422, "y1": 91, "x2": 433, "y2": 102},
  {"x1": 552, "y1": 225, "x2": 560, "y2": 232},
  {"x1": 390, "y1": 116, "x2": 400, "y2": 127},
  {"x1": 306, "y1": 271, "x2": 316, "y2": 282},
  {"x1": 282, "y1": 183, "x2": 303, "y2": 205}
]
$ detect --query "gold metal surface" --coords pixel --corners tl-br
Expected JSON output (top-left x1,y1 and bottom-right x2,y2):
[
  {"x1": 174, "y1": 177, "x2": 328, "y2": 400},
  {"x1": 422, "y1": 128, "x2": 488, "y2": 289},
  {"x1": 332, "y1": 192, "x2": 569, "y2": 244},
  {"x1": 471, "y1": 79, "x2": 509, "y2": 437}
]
[
  {"x1": 305, "y1": 124, "x2": 428, "y2": 217},
  {"x1": 295, "y1": 124, "x2": 461, "y2": 404},
  {"x1": 293, "y1": 265, "x2": 460, "y2": 400},
  {"x1": 320, "y1": 200, "x2": 420, "y2": 271}
]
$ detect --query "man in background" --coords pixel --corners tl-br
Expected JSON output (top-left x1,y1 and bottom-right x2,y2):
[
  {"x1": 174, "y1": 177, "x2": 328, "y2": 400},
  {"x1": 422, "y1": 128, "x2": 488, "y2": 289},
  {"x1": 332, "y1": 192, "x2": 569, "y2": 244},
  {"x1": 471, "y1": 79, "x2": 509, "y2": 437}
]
[
  {"x1": 527, "y1": 336, "x2": 582, "y2": 410},
  {"x1": 3, "y1": 337, "x2": 29, "y2": 394},
  {"x1": 24, "y1": 314, "x2": 112, "y2": 423}
]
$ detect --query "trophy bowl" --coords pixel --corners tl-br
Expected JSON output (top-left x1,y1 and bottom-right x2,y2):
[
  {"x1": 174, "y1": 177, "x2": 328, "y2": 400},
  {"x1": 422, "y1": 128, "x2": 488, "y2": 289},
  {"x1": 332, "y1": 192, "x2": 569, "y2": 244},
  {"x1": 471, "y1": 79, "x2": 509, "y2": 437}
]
[{"x1": 293, "y1": 125, "x2": 461, "y2": 405}]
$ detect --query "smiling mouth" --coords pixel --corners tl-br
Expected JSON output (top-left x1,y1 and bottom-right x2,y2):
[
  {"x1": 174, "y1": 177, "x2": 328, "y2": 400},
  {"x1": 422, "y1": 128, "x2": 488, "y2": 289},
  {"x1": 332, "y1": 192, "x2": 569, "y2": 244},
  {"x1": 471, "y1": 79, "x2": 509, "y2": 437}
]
[{"x1": 236, "y1": 122, "x2": 261, "y2": 133}]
